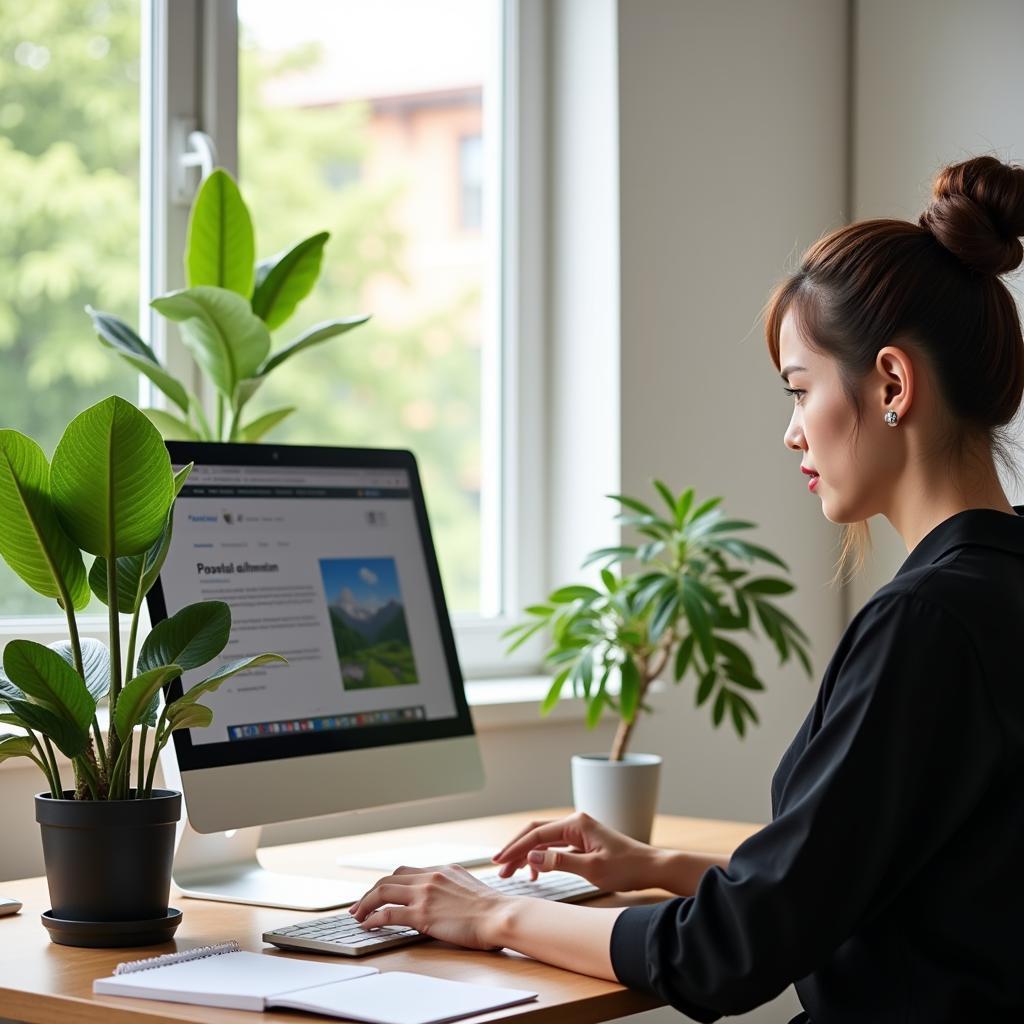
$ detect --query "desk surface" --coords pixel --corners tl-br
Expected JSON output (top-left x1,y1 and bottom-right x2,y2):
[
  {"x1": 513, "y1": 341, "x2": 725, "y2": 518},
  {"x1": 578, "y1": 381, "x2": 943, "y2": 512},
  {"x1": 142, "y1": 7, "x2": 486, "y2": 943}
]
[{"x1": 0, "y1": 808, "x2": 760, "y2": 1024}]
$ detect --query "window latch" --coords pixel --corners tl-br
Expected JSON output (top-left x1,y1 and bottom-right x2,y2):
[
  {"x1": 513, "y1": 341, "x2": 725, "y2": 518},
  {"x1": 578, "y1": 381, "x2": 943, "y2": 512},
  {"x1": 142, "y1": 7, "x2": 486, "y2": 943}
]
[{"x1": 171, "y1": 118, "x2": 218, "y2": 206}]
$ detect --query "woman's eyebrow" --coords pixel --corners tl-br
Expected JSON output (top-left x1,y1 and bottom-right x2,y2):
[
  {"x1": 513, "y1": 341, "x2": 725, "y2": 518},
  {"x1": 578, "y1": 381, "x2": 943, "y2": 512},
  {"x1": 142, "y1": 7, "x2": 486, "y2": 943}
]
[{"x1": 780, "y1": 364, "x2": 808, "y2": 383}]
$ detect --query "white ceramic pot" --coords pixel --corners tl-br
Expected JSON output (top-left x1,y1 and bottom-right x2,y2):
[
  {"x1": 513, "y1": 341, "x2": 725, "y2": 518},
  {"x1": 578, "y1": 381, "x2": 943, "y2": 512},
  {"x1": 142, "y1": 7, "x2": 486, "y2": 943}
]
[{"x1": 570, "y1": 752, "x2": 662, "y2": 843}]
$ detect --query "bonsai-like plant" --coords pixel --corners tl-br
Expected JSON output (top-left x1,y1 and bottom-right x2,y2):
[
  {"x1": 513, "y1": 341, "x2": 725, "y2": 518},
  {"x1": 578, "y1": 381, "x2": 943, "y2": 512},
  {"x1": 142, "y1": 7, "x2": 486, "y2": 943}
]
[
  {"x1": 0, "y1": 396, "x2": 285, "y2": 799},
  {"x1": 86, "y1": 167, "x2": 370, "y2": 443},
  {"x1": 503, "y1": 482, "x2": 812, "y2": 760}
]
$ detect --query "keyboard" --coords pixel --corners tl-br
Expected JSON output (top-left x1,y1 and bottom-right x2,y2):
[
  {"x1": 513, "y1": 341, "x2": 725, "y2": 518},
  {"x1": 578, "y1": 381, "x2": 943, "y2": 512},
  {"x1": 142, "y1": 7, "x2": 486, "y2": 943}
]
[{"x1": 262, "y1": 869, "x2": 603, "y2": 957}]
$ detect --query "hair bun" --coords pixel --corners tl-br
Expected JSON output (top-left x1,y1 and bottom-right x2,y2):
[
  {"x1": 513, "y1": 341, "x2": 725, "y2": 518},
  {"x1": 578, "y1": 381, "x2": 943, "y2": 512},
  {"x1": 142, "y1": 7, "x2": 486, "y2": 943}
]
[{"x1": 918, "y1": 155, "x2": 1024, "y2": 276}]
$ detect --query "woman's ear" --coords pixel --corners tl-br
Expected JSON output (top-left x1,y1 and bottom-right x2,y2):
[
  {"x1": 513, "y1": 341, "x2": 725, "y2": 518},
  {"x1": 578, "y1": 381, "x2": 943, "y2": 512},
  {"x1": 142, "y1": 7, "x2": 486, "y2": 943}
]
[{"x1": 875, "y1": 344, "x2": 914, "y2": 420}]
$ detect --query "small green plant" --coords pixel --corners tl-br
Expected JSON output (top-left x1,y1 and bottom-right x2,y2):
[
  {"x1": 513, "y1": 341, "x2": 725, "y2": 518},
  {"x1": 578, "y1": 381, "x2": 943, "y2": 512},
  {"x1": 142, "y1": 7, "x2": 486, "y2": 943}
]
[
  {"x1": 86, "y1": 168, "x2": 370, "y2": 443},
  {"x1": 0, "y1": 396, "x2": 286, "y2": 799},
  {"x1": 503, "y1": 482, "x2": 812, "y2": 760}
]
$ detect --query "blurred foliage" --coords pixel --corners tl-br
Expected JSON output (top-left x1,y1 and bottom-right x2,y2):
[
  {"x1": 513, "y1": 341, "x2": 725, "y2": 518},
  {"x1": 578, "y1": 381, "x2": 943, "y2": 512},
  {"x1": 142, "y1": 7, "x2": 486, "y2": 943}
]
[
  {"x1": 0, "y1": 0, "x2": 484, "y2": 615},
  {"x1": 0, "y1": 0, "x2": 140, "y2": 614},
  {"x1": 236, "y1": 31, "x2": 483, "y2": 614}
]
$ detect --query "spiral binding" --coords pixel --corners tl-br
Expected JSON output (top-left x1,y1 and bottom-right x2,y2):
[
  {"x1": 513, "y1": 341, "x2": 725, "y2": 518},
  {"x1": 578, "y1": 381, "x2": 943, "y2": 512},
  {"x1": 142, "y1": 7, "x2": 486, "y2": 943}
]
[{"x1": 112, "y1": 939, "x2": 240, "y2": 976}]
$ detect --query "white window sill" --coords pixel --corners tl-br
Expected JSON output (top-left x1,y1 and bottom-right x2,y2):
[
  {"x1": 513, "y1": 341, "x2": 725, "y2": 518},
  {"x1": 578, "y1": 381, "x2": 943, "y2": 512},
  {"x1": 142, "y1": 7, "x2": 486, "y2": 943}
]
[{"x1": 466, "y1": 675, "x2": 589, "y2": 731}]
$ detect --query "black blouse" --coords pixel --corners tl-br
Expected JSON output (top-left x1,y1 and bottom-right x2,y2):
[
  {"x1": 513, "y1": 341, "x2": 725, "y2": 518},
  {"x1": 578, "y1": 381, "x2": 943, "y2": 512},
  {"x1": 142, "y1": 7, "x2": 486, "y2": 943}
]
[{"x1": 609, "y1": 506, "x2": 1024, "y2": 1023}]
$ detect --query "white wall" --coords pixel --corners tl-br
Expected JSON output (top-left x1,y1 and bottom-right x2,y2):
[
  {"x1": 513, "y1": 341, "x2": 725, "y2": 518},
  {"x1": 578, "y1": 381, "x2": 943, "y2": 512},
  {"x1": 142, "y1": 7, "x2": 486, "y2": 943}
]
[
  {"x1": 848, "y1": 0, "x2": 1024, "y2": 612},
  {"x1": 614, "y1": 2, "x2": 848, "y2": 1019}
]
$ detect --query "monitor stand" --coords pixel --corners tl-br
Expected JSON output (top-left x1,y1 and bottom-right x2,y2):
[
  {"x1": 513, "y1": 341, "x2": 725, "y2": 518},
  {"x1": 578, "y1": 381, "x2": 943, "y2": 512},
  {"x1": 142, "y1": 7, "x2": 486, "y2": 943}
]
[{"x1": 172, "y1": 820, "x2": 366, "y2": 911}]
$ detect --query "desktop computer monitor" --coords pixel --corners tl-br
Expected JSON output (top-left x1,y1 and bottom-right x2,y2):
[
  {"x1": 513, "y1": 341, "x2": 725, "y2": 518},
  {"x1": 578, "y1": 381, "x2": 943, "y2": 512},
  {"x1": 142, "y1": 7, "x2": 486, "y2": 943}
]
[{"x1": 147, "y1": 441, "x2": 485, "y2": 909}]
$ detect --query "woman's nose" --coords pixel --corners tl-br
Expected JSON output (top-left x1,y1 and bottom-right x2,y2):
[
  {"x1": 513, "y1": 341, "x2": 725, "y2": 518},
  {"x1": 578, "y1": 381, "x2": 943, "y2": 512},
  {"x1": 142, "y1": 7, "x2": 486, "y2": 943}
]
[{"x1": 783, "y1": 412, "x2": 804, "y2": 452}]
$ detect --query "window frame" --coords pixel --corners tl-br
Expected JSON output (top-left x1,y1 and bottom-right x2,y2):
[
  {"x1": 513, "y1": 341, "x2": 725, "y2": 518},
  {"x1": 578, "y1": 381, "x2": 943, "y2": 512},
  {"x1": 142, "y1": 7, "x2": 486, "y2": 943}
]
[{"x1": 0, "y1": 0, "x2": 548, "y2": 683}]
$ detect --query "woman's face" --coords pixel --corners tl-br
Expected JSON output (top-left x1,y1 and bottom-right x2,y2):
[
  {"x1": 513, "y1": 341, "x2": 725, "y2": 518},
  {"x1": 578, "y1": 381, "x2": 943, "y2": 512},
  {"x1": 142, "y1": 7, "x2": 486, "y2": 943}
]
[{"x1": 778, "y1": 309, "x2": 899, "y2": 524}]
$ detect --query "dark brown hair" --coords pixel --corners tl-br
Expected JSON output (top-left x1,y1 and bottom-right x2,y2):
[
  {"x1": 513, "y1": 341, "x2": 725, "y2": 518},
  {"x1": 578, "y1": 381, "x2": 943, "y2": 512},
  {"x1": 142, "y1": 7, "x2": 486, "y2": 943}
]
[{"x1": 764, "y1": 155, "x2": 1024, "y2": 586}]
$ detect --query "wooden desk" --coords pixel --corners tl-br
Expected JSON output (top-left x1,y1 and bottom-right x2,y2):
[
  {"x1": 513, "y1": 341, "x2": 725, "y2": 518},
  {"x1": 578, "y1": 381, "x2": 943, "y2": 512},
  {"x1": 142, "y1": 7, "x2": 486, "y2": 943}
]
[{"x1": 0, "y1": 808, "x2": 760, "y2": 1024}]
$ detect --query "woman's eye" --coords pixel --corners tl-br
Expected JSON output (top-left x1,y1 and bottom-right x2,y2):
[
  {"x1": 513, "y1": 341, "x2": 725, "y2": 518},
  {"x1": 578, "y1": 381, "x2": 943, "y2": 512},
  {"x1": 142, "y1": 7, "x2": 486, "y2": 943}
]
[{"x1": 783, "y1": 386, "x2": 805, "y2": 404}]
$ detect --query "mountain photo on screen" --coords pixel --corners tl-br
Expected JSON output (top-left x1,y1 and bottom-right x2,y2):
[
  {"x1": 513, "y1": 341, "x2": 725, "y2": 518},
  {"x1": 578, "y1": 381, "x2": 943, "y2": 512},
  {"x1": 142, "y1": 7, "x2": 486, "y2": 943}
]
[{"x1": 319, "y1": 557, "x2": 419, "y2": 690}]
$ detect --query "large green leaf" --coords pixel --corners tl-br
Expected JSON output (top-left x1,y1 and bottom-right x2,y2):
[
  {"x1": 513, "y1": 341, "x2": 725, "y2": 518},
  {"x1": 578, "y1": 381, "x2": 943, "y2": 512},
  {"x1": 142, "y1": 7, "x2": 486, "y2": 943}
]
[
  {"x1": 0, "y1": 667, "x2": 24, "y2": 707},
  {"x1": 151, "y1": 287, "x2": 271, "y2": 397},
  {"x1": 89, "y1": 463, "x2": 193, "y2": 613},
  {"x1": 138, "y1": 601, "x2": 231, "y2": 674},
  {"x1": 7, "y1": 698, "x2": 89, "y2": 759},
  {"x1": 258, "y1": 315, "x2": 370, "y2": 376},
  {"x1": 171, "y1": 653, "x2": 287, "y2": 709},
  {"x1": 113, "y1": 664, "x2": 182, "y2": 742},
  {"x1": 0, "y1": 734, "x2": 36, "y2": 765},
  {"x1": 85, "y1": 307, "x2": 191, "y2": 414},
  {"x1": 0, "y1": 431, "x2": 90, "y2": 611},
  {"x1": 48, "y1": 638, "x2": 110, "y2": 703},
  {"x1": 3, "y1": 640, "x2": 95, "y2": 730},
  {"x1": 165, "y1": 701, "x2": 213, "y2": 733},
  {"x1": 50, "y1": 396, "x2": 174, "y2": 557},
  {"x1": 184, "y1": 168, "x2": 255, "y2": 297},
  {"x1": 238, "y1": 406, "x2": 295, "y2": 443},
  {"x1": 251, "y1": 231, "x2": 329, "y2": 330},
  {"x1": 143, "y1": 408, "x2": 200, "y2": 441}
]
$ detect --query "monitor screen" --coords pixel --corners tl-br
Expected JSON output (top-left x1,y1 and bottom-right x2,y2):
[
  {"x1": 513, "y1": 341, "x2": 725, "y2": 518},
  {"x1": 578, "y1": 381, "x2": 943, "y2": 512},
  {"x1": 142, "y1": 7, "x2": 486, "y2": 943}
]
[{"x1": 147, "y1": 443, "x2": 475, "y2": 773}]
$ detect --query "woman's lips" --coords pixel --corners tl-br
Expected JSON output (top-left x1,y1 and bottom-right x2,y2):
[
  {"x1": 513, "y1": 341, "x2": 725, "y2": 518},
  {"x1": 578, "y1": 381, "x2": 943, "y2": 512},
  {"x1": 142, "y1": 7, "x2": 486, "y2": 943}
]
[{"x1": 808, "y1": 474, "x2": 820, "y2": 492}]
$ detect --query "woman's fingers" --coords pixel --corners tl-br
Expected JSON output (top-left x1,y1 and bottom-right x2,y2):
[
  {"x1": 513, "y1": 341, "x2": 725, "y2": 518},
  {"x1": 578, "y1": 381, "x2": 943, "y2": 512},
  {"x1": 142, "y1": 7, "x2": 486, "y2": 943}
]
[
  {"x1": 492, "y1": 819, "x2": 553, "y2": 861},
  {"x1": 494, "y1": 821, "x2": 577, "y2": 864},
  {"x1": 351, "y1": 873, "x2": 430, "y2": 918},
  {"x1": 495, "y1": 841, "x2": 566, "y2": 876}
]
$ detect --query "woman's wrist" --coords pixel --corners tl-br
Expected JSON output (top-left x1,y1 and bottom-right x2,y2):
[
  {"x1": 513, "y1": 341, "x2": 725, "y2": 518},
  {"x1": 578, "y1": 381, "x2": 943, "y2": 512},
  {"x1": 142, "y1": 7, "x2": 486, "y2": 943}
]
[
  {"x1": 649, "y1": 848, "x2": 728, "y2": 895},
  {"x1": 486, "y1": 893, "x2": 529, "y2": 949}
]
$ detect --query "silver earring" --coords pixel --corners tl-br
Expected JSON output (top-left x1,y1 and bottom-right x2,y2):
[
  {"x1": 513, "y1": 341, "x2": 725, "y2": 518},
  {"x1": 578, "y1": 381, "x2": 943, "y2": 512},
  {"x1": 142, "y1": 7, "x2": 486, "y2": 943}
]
[{"x1": 884, "y1": 410, "x2": 899, "y2": 426}]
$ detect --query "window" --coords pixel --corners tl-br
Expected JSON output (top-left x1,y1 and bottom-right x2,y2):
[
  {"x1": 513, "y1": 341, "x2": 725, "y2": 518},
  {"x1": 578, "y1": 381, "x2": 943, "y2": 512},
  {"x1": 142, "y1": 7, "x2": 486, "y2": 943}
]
[
  {"x1": 0, "y1": 0, "x2": 544, "y2": 677},
  {"x1": 458, "y1": 135, "x2": 484, "y2": 231},
  {"x1": 235, "y1": 0, "x2": 495, "y2": 617},
  {"x1": 0, "y1": 0, "x2": 143, "y2": 615}
]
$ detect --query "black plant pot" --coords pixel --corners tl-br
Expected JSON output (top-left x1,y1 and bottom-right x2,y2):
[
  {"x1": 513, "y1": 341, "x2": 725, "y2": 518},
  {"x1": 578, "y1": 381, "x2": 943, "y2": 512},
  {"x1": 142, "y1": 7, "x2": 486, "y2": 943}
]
[{"x1": 35, "y1": 789, "x2": 182, "y2": 946}]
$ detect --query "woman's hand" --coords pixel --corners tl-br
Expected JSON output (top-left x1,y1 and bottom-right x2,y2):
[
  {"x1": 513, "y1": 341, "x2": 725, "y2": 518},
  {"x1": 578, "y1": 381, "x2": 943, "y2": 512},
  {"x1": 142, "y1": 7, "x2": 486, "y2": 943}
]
[
  {"x1": 349, "y1": 864, "x2": 514, "y2": 950},
  {"x1": 490, "y1": 811, "x2": 666, "y2": 893}
]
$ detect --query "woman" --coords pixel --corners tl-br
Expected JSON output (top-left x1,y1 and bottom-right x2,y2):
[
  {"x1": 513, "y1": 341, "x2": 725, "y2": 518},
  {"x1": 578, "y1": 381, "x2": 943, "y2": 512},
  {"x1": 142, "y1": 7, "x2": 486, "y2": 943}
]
[{"x1": 350, "y1": 154, "x2": 1024, "y2": 1022}]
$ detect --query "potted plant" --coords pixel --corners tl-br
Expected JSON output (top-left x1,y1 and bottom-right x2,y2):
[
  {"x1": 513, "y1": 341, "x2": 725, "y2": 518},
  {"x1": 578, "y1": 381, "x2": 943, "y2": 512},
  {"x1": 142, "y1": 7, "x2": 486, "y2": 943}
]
[
  {"x1": 0, "y1": 396, "x2": 285, "y2": 947},
  {"x1": 503, "y1": 481, "x2": 811, "y2": 842},
  {"x1": 85, "y1": 167, "x2": 370, "y2": 443}
]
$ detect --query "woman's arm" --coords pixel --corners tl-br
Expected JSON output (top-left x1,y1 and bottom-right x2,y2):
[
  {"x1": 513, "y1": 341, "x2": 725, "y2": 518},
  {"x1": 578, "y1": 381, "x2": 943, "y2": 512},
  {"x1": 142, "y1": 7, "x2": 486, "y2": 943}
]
[
  {"x1": 481, "y1": 849, "x2": 734, "y2": 975},
  {"x1": 651, "y1": 850, "x2": 731, "y2": 896},
  {"x1": 489, "y1": 899, "x2": 625, "y2": 980}
]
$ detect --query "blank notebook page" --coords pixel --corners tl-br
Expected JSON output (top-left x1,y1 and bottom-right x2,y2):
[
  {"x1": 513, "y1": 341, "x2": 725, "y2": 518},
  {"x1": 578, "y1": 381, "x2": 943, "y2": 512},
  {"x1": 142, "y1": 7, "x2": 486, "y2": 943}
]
[
  {"x1": 93, "y1": 950, "x2": 376, "y2": 1009},
  {"x1": 274, "y1": 971, "x2": 539, "y2": 1024}
]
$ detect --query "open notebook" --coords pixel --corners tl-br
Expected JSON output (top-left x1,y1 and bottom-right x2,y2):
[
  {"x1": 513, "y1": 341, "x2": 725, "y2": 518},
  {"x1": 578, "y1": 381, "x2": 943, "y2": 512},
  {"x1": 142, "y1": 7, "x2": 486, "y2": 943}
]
[{"x1": 93, "y1": 942, "x2": 538, "y2": 1024}]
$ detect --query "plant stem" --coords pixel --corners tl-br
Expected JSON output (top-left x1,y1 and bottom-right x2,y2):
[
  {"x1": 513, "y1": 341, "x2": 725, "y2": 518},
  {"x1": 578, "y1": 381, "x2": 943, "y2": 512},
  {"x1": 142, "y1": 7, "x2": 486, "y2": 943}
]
[
  {"x1": 75, "y1": 754, "x2": 101, "y2": 800},
  {"x1": 92, "y1": 716, "x2": 108, "y2": 779},
  {"x1": 191, "y1": 396, "x2": 214, "y2": 441},
  {"x1": 59, "y1": 589, "x2": 84, "y2": 679},
  {"x1": 107, "y1": 555, "x2": 122, "y2": 766},
  {"x1": 610, "y1": 634, "x2": 675, "y2": 762},
  {"x1": 136, "y1": 725, "x2": 148, "y2": 799},
  {"x1": 125, "y1": 606, "x2": 140, "y2": 685},
  {"x1": 110, "y1": 733, "x2": 133, "y2": 799},
  {"x1": 144, "y1": 710, "x2": 169, "y2": 797},
  {"x1": 216, "y1": 395, "x2": 225, "y2": 441},
  {"x1": 226, "y1": 403, "x2": 240, "y2": 442},
  {"x1": 26, "y1": 729, "x2": 61, "y2": 797},
  {"x1": 41, "y1": 737, "x2": 64, "y2": 798}
]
